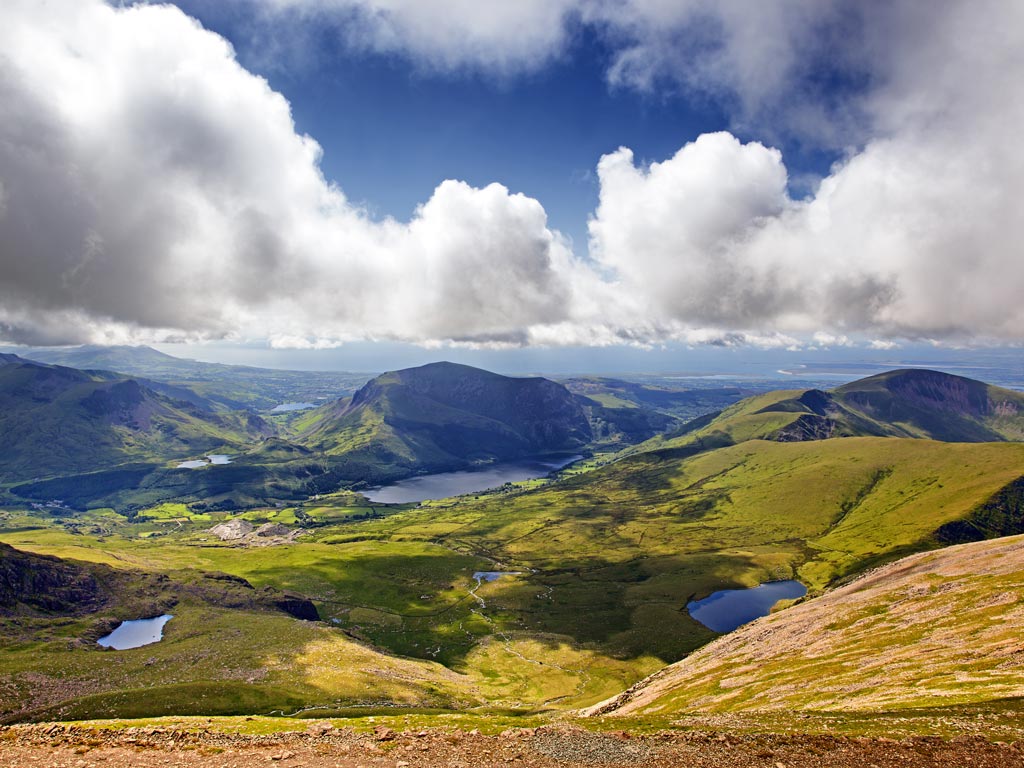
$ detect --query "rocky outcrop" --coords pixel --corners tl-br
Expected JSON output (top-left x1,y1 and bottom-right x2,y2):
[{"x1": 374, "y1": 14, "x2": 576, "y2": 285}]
[
  {"x1": 936, "y1": 475, "x2": 1024, "y2": 543},
  {"x1": 254, "y1": 523, "x2": 291, "y2": 537},
  {"x1": 0, "y1": 544, "x2": 318, "y2": 628},
  {"x1": 0, "y1": 543, "x2": 108, "y2": 616},
  {"x1": 264, "y1": 590, "x2": 320, "y2": 621}
]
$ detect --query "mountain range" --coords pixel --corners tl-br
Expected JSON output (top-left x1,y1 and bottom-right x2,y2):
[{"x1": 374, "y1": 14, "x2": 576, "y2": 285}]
[
  {"x1": 2, "y1": 354, "x2": 1024, "y2": 730},
  {"x1": 0, "y1": 344, "x2": 371, "y2": 411},
  {"x1": 644, "y1": 368, "x2": 1024, "y2": 456}
]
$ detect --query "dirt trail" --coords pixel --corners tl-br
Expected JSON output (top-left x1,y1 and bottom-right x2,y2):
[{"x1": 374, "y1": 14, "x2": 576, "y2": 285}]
[{"x1": 2, "y1": 723, "x2": 1022, "y2": 768}]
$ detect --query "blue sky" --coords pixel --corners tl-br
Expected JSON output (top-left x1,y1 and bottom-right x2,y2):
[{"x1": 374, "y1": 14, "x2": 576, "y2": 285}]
[
  {"x1": 169, "y1": 1, "x2": 845, "y2": 252},
  {"x1": 0, "y1": 1, "x2": 1022, "y2": 371},
  {"x1": 172, "y1": 2, "x2": 718, "y2": 249}
]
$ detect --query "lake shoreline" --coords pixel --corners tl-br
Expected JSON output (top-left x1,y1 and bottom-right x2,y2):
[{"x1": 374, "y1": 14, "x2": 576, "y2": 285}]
[{"x1": 362, "y1": 454, "x2": 583, "y2": 504}]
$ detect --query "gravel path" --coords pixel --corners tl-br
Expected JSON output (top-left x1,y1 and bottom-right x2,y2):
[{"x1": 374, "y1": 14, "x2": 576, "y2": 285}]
[{"x1": 1, "y1": 723, "x2": 1022, "y2": 767}]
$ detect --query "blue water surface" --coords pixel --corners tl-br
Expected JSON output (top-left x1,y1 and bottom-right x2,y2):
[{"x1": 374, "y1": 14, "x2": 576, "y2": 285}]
[
  {"x1": 97, "y1": 614, "x2": 174, "y2": 650},
  {"x1": 688, "y1": 581, "x2": 807, "y2": 633},
  {"x1": 363, "y1": 455, "x2": 581, "y2": 504}
]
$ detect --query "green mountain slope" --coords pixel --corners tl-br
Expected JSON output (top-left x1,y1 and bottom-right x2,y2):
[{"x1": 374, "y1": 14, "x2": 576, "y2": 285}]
[
  {"x1": 352, "y1": 435, "x2": 1024, "y2": 663},
  {"x1": 0, "y1": 543, "x2": 474, "y2": 722},
  {"x1": 640, "y1": 368, "x2": 1024, "y2": 455},
  {"x1": 298, "y1": 362, "x2": 592, "y2": 475},
  {"x1": 5, "y1": 408, "x2": 1024, "y2": 717},
  {"x1": 588, "y1": 533, "x2": 1024, "y2": 716},
  {"x1": 832, "y1": 368, "x2": 1024, "y2": 441},
  {"x1": 0, "y1": 356, "x2": 273, "y2": 482}
]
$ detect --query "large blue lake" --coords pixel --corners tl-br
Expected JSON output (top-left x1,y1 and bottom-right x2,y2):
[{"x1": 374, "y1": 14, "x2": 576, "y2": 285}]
[
  {"x1": 687, "y1": 580, "x2": 807, "y2": 633},
  {"x1": 363, "y1": 455, "x2": 581, "y2": 504}
]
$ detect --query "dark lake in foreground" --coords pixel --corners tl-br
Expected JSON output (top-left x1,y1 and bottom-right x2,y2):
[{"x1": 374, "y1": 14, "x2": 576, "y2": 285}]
[
  {"x1": 687, "y1": 580, "x2": 807, "y2": 633},
  {"x1": 97, "y1": 614, "x2": 173, "y2": 650},
  {"x1": 363, "y1": 455, "x2": 582, "y2": 504}
]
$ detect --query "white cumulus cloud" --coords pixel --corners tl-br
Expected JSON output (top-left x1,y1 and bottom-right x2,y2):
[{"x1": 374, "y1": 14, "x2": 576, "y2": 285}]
[
  {"x1": 0, "y1": 0, "x2": 581, "y2": 348},
  {"x1": 586, "y1": 1, "x2": 1024, "y2": 345},
  {"x1": 1, "y1": 0, "x2": 1023, "y2": 350}
]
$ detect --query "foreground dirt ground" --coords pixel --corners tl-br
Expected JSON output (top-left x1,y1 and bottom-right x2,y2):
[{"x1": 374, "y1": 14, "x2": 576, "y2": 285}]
[{"x1": 2, "y1": 723, "x2": 1023, "y2": 768}]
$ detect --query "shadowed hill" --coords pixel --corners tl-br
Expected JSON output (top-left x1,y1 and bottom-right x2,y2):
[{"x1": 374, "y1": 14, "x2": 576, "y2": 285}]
[
  {"x1": 0, "y1": 356, "x2": 273, "y2": 482},
  {"x1": 297, "y1": 362, "x2": 592, "y2": 476},
  {"x1": 0, "y1": 541, "x2": 318, "y2": 622},
  {"x1": 0, "y1": 542, "x2": 107, "y2": 616}
]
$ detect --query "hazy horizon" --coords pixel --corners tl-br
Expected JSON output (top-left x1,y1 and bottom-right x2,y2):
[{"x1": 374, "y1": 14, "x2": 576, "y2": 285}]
[{"x1": 2, "y1": 340, "x2": 1023, "y2": 391}]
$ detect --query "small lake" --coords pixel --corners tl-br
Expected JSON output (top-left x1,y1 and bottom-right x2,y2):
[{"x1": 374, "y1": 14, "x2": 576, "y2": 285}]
[
  {"x1": 473, "y1": 571, "x2": 521, "y2": 583},
  {"x1": 687, "y1": 580, "x2": 807, "y2": 633},
  {"x1": 271, "y1": 402, "x2": 316, "y2": 413},
  {"x1": 97, "y1": 614, "x2": 173, "y2": 650},
  {"x1": 362, "y1": 455, "x2": 582, "y2": 504},
  {"x1": 176, "y1": 454, "x2": 233, "y2": 469}
]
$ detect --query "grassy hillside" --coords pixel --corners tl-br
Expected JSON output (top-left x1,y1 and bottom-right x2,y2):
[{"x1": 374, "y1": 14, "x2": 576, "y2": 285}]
[
  {"x1": 4, "y1": 365, "x2": 1024, "y2": 722},
  {"x1": 316, "y1": 436, "x2": 1024, "y2": 667},
  {"x1": 589, "y1": 533, "x2": 1024, "y2": 716},
  {"x1": 0, "y1": 542, "x2": 475, "y2": 723},
  {"x1": 0, "y1": 356, "x2": 273, "y2": 483},
  {"x1": 298, "y1": 362, "x2": 593, "y2": 477},
  {"x1": 638, "y1": 368, "x2": 1024, "y2": 456},
  {"x1": 3, "y1": 434, "x2": 1023, "y2": 719},
  {"x1": 389, "y1": 437, "x2": 1024, "y2": 585}
]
